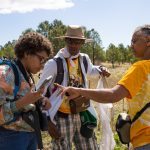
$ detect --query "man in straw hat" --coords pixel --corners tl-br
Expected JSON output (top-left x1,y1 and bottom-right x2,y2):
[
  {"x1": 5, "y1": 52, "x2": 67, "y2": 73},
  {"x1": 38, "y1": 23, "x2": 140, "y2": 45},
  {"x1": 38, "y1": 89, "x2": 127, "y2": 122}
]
[{"x1": 37, "y1": 25, "x2": 110, "y2": 150}]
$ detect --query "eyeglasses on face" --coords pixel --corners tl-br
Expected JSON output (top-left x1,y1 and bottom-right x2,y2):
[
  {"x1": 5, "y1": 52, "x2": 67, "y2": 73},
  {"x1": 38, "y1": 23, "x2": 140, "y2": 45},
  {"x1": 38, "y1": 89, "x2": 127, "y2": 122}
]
[
  {"x1": 65, "y1": 38, "x2": 85, "y2": 45},
  {"x1": 35, "y1": 53, "x2": 49, "y2": 65}
]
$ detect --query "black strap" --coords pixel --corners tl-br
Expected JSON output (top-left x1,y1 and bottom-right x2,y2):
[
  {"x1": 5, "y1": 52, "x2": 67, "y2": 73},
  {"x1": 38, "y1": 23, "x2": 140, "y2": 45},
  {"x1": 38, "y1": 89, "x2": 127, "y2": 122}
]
[
  {"x1": 10, "y1": 62, "x2": 20, "y2": 97},
  {"x1": 83, "y1": 55, "x2": 88, "y2": 73},
  {"x1": 15, "y1": 59, "x2": 34, "y2": 86},
  {"x1": 54, "y1": 55, "x2": 88, "y2": 85},
  {"x1": 53, "y1": 57, "x2": 64, "y2": 84},
  {"x1": 132, "y1": 102, "x2": 150, "y2": 123},
  {"x1": 45, "y1": 56, "x2": 88, "y2": 97},
  {"x1": 22, "y1": 111, "x2": 43, "y2": 149},
  {"x1": 78, "y1": 58, "x2": 86, "y2": 87}
]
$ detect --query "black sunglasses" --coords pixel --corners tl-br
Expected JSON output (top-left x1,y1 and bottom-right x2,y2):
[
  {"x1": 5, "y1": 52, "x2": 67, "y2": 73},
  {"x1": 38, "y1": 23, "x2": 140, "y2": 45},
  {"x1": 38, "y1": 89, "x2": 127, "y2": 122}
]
[{"x1": 65, "y1": 38, "x2": 85, "y2": 45}]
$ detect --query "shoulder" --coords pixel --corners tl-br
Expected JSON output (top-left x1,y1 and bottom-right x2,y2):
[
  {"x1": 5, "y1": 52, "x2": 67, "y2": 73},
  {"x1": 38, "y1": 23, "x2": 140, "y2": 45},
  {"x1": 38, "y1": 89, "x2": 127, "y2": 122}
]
[
  {"x1": 132, "y1": 60, "x2": 150, "y2": 66},
  {"x1": 0, "y1": 64, "x2": 14, "y2": 77},
  {"x1": 0, "y1": 64, "x2": 15, "y2": 92},
  {"x1": 80, "y1": 53, "x2": 89, "y2": 57},
  {"x1": 45, "y1": 58, "x2": 57, "y2": 67},
  {"x1": 80, "y1": 53, "x2": 90, "y2": 60},
  {"x1": 131, "y1": 60, "x2": 150, "y2": 72}
]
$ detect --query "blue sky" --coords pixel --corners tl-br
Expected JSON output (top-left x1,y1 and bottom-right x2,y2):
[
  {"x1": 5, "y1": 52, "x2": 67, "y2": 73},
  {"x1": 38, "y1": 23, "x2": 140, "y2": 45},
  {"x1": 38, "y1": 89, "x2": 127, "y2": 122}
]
[{"x1": 0, "y1": 0, "x2": 149, "y2": 49}]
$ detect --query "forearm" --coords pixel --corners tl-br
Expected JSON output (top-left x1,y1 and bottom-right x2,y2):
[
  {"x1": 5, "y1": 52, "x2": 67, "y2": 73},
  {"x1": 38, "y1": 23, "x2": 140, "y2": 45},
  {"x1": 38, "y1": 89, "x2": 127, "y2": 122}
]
[
  {"x1": 77, "y1": 84, "x2": 129, "y2": 103},
  {"x1": 16, "y1": 92, "x2": 42, "y2": 110},
  {"x1": 78, "y1": 88, "x2": 118, "y2": 103}
]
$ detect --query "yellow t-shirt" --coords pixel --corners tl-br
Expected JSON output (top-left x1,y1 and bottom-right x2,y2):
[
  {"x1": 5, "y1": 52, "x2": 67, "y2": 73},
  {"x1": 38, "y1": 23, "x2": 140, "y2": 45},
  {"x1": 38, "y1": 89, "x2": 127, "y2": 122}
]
[
  {"x1": 59, "y1": 58, "x2": 83, "y2": 113},
  {"x1": 118, "y1": 60, "x2": 150, "y2": 148}
]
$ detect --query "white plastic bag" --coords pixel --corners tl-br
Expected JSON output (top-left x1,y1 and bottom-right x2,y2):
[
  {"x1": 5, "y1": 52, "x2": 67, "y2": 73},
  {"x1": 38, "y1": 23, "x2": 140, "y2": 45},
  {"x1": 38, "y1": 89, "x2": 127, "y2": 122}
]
[{"x1": 96, "y1": 76, "x2": 116, "y2": 150}]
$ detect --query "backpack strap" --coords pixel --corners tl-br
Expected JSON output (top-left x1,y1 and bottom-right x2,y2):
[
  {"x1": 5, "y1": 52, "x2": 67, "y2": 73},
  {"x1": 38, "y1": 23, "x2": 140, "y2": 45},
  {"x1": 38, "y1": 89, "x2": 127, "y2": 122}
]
[
  {"x1": 45, "y1": 56, "x2": 88, "y2": 98},
  {"x1": 54, "y1": 56, "x2": 88, "y2": 84},
  {"x1": 53, "y1": 57, "x2": 64, "y2": 85},
  {"x1": 82, "y1": 55, "x2": 88, "y2": 73},
  {"x1": 45, "y1": 57, "x2": 64, "y2": 98}
]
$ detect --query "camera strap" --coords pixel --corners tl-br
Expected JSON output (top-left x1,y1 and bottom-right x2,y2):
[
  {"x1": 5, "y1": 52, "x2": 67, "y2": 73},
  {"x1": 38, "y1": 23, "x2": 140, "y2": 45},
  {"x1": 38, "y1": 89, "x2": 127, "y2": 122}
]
[{"x1": 22, "y1": 111, "x2": 43, "y2": 149}]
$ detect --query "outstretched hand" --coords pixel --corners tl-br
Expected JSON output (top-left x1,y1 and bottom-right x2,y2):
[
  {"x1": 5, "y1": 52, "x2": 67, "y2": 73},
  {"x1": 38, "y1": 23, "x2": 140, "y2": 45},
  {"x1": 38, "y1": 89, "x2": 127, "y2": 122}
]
[{"x1": 54, "y1": 83, "x2": 81, "y2": 100}]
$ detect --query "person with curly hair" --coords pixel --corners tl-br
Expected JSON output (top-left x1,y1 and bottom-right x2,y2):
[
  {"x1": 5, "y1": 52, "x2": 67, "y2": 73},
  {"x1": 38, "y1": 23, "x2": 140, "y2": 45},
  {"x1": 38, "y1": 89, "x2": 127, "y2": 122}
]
[{"x1": 0, "y1": 32, "x2": 53, "y2": 150}]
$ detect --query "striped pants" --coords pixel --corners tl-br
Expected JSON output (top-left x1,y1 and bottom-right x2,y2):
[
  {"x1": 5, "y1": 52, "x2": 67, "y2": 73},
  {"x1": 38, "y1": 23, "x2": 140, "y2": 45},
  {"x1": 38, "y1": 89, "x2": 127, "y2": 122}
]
[{"x1": 51, "y1": 112, "x2": 99, "y2": 150}]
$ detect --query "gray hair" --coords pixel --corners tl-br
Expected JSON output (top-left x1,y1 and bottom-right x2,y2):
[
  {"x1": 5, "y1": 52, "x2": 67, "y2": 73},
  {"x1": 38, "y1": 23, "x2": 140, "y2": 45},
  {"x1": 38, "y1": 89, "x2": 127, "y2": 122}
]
[{"x1": 134, "y1": 24, "x2": 150, "y2": 36}]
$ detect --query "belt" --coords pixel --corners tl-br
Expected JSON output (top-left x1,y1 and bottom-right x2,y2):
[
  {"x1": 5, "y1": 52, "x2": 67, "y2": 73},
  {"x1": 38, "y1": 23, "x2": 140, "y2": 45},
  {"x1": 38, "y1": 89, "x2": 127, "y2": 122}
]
[{"x1": 57, "y1": 111, "x2": 69, "y2": 118}]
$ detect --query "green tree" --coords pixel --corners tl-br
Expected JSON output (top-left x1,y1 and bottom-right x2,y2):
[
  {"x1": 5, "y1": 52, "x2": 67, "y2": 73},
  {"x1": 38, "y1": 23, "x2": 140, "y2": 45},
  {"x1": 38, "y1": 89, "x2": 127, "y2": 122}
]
[
  {"x1": 49, "y1": 19, "x2": 66, "y2": 54},
  {"x1": 36, "y1": 19, "x2": 66, "y2": 55},
  {"x1": 126, "y1": 45, "x2": 137, "y2": 63},
  {"x1": 2, "y1": 41, "x2": 15, "y2": 58},
  {"x1": 0, "y1": 49, "x2": 4, "y2": 58},
  {"x1": 106, "y1": 43, "x2": 118, "y2": 68},
  {"x1": 82, "y1": 28, "x2": 104, "y2": 64},
  {"x1": 118, "y1": 43, "x2": 128, "y2": 64},
  {"x1": 22, "y1": 28, "x2": 35, "y2": 35}
]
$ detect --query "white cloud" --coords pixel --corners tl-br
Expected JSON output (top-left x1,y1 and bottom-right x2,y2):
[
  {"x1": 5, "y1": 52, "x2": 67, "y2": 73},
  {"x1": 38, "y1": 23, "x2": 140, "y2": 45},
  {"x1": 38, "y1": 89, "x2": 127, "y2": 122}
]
[{"x1": 0, "y1": 0, "x2": 74, "y2": 14}]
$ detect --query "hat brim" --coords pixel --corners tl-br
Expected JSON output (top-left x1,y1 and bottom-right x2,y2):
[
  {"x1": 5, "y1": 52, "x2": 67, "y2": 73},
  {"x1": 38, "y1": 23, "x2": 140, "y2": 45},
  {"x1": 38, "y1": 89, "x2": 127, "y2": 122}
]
[
  {"x1": 55, "y1": 35, "x2": 86, "y2": 40},
  {"x1": 55, "y1": 36, "x2": 93, "y2": 43}
]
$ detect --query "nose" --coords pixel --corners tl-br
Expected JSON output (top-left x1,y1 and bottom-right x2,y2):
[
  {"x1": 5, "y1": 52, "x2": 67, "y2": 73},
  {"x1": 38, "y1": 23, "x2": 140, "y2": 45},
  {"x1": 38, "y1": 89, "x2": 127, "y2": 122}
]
[{"x1": 130, "y1": 45, "x2": 133, "y2": 49}]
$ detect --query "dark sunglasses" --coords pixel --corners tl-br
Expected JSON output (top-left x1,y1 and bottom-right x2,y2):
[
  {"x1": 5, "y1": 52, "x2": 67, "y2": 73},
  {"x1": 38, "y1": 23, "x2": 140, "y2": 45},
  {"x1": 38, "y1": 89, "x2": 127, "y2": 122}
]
[
  {"x1": 65, "y1": 38, "x2": 85, "y2": 45},
  {"x1": 35, "y1": 53, "x2": 49, "y2": 65}
]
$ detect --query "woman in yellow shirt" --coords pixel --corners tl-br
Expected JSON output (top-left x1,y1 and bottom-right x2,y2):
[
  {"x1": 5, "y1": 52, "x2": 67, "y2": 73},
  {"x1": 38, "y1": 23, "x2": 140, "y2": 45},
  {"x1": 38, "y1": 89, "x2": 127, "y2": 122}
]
[{"x1": 57, "y1": 24, "x2": 150, "y2": 149}]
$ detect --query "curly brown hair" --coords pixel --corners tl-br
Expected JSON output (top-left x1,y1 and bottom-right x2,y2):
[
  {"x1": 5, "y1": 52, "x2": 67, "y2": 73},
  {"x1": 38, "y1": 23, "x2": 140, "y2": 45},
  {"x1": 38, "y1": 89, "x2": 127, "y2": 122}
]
[{"x1": 14, "y1": 32, "x2": 53, "y2": 59}]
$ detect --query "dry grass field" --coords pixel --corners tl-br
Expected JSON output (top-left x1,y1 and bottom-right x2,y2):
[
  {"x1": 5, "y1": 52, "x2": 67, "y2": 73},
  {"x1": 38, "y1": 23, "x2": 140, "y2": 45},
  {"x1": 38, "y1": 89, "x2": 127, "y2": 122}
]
[{"x1": 39, "y1": 63, "x2": 132, "y2": 150}]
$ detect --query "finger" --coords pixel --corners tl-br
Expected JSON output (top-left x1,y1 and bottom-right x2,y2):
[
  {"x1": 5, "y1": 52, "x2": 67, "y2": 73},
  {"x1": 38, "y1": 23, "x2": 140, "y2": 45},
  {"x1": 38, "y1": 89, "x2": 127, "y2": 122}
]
[
  {"x1": 43, "y1": 102, "x2": 51, "y2": 110},
  {"x1": 54, "y1": 83, "x2": 64, "y2": 90},
  {"x1": 61, "y1": 90, "x2": 77, "y2": 100},
  {"x1": 61, "y1": 88, "x2": 68, "y2": 97},
  {"x1": 67, "y1": 95, "x2": 78, "y2": 100}
]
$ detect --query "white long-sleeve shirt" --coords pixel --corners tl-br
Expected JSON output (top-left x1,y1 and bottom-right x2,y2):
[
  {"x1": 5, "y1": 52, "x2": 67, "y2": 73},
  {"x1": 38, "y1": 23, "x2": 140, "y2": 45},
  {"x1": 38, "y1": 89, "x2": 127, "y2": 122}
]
[{"x1": 36, "y1": 50, "x2": 100, "y2": 122}]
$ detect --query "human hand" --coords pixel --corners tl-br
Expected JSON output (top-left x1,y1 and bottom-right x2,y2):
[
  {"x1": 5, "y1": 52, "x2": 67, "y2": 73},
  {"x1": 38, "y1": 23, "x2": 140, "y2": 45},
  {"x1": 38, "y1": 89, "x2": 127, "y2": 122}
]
[
  {"x1": 16, "y1": 88, "x2": 44, "y2": 110},
  {"x1": 54, "y1": 83, "x2": 80, "y2": 100},
  {"x1": 99, "y1": 66, "x2": 111, "y2": 77},
  {"x1": 41, "y1": 97, "x2": 51, "y2": 110}
]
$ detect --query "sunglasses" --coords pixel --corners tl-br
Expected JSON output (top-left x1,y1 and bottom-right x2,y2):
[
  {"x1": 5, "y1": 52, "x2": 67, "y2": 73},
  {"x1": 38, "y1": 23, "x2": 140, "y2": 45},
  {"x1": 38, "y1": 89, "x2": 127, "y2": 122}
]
[
  {"x1": 35, "y1": 53, "x2": 49, "y2": 65},
  {"x1": 65, "y1": 38, "x2": 85, "y2": 45}
]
